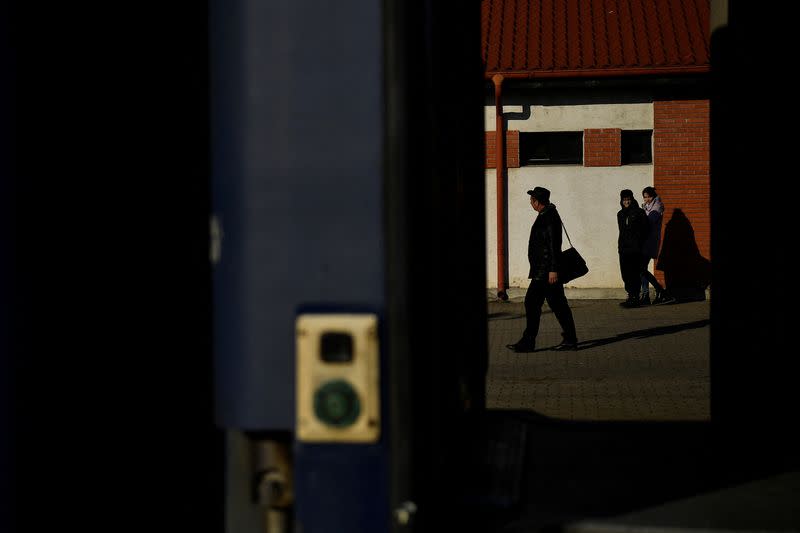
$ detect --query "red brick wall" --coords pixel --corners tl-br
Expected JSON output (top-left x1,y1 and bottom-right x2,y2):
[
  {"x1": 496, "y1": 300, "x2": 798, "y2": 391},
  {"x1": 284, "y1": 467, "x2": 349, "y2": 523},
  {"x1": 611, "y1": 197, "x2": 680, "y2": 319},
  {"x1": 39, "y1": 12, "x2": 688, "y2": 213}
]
[
  {"x1": 653, "y1": 100, "x2": 711, "y2": 287},
  {"x1": 583, "y1": 128, "x2": 621, "y2": 166},
  {"x1": 485, "y1": 130, "x2": 519, "y2": 169}
]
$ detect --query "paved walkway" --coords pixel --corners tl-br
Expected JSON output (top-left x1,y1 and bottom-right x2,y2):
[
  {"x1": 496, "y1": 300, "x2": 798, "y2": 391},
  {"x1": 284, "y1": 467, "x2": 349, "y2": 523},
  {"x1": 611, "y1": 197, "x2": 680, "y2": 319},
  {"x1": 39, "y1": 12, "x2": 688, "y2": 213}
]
[{"x1": 485, "y1": 297, "x2": 710, "y2": 421}]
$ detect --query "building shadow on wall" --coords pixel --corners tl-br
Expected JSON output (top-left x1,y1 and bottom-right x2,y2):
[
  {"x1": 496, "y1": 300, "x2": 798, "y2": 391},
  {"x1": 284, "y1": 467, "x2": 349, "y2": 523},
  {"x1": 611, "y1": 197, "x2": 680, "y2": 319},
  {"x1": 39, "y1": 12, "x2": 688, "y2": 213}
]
[{"x1": 656, "y1": 208, "x2": 711, "y2": 302}]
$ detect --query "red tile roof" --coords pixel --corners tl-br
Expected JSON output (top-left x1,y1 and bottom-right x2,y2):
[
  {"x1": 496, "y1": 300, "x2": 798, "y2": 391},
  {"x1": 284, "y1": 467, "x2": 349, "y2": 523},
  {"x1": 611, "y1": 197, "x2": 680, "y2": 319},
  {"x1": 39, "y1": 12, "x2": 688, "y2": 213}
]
[{"x1": 482, "y1": 0, "x2": 710, "y2": 79}]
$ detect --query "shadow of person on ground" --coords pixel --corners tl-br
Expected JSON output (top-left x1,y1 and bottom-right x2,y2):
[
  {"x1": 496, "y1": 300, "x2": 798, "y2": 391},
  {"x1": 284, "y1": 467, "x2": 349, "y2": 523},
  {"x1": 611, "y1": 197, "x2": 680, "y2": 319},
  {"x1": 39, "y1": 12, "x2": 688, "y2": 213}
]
[
  {"x1": 488, "y1": 311, "x2": 527, "y2": 320},
  {"x1": 506, "y1": 318, "x2": 709, "y2": 352},
  {"x1": 656, "y1": 208, "x2": 711, "y2": 302},
  {"x1": 572, "y1": 319, "x2": 710, "y2": 351}
]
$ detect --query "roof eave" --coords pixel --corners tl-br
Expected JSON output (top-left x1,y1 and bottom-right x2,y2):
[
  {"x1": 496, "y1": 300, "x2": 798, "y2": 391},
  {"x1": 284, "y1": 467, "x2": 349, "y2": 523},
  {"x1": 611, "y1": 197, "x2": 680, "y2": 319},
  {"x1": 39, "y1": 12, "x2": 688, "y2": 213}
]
[{"x1": 483, "y1": 65, "x2": 711, "y2": 81}]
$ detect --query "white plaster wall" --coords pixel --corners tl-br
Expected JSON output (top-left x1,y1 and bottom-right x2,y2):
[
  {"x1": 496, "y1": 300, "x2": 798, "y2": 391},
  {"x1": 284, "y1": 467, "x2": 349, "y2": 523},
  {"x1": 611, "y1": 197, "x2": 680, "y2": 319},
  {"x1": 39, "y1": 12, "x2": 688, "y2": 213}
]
[
  {"x1": 485, "y1": 103, "x2": 652, "y2": 131},
  {"x1": 486, "y1": 102, "x2": 654, "y2": 289}
]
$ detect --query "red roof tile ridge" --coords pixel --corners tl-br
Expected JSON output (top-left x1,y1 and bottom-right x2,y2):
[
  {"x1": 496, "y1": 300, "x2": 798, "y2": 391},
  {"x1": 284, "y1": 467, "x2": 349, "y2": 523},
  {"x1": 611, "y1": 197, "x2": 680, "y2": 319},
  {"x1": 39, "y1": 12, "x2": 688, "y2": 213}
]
[{"x1": 481, "y1": 0, "x2": 710, "y2": 77}]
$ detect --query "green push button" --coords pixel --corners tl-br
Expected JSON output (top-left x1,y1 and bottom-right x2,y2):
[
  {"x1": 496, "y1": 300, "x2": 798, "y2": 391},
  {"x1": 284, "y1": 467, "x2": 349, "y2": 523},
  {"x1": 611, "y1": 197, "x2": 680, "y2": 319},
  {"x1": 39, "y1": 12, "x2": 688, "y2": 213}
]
[{"x1": 313, "y1": 380, "x2": 361, "y2": 427}]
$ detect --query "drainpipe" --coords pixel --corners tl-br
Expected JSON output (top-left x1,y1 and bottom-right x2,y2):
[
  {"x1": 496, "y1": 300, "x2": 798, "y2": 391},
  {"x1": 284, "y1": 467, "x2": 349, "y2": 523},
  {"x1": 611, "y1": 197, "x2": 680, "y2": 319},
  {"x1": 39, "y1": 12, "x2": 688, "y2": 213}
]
[{"x1": 492, "y1": 74, "x2": 508, "y2": 301}]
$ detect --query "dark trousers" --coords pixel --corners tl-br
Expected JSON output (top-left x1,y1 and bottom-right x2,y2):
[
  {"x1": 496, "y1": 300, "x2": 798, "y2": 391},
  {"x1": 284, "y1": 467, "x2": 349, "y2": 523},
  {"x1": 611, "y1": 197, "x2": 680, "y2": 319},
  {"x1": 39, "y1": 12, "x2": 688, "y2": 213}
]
[
  {"x1": 523, "y1": 279, "x2": 577, "y2": 342},
  {"x1": 619, "y1": 252, "x2": 643, "y2": 297},
  {"x1": 640, "y1": 257, "x2": 664, "y2": 294}
]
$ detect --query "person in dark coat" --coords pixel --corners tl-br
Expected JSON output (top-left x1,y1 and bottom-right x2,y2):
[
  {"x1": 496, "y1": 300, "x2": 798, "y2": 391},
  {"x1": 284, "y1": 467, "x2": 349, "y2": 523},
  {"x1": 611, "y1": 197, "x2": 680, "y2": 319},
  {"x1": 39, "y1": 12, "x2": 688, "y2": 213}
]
[
  {"x1": 507, "y1": 187, "x2": 578, "y2": 353},
  {"x1": 617, "y1": 189, "x2": 649, "y2": 308},
  {"x1": 639, "y1": 186, "x2": 675, "y2": 305}
]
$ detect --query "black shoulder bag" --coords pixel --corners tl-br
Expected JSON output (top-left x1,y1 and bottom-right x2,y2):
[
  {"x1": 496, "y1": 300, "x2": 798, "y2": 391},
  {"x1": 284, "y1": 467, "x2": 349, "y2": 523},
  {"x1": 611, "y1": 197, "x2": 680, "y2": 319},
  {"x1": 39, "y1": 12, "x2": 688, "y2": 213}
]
[{"x1": 558, "y1": 220, "x2": 589, "y2": 284}]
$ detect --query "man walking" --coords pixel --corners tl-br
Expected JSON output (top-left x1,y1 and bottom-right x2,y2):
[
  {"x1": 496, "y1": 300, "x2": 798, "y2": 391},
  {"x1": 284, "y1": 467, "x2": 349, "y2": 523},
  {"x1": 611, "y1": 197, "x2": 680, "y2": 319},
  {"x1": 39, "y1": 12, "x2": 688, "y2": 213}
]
[{"x1": 507, "y1": 187, "x2": 578, "y2": 353}]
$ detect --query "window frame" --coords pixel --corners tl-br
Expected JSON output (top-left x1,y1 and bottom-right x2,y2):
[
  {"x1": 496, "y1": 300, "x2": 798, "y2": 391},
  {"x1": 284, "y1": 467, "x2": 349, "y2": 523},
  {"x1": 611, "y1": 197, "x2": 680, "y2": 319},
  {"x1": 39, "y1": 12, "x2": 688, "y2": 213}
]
[
  {"x1": 519, "y1": 131, "x2": 584, "y2": 166},
  {"x1": 621, "y1": 129, "x2": 653, "y2": 165}
]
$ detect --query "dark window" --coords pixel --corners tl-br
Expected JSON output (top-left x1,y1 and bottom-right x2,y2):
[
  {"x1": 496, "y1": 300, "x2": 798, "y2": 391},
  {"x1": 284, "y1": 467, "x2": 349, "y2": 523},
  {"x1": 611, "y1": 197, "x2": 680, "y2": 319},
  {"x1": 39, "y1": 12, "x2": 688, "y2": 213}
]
[
  {"x1": 519, "y1": 132, "x2": 583, "y2": 165},
  {"x1": 622, "y1": 130, "x2": 653, "y2": 164},
  {"x1": 320, "y1": 332, "x2": 354, "y2": 363}
]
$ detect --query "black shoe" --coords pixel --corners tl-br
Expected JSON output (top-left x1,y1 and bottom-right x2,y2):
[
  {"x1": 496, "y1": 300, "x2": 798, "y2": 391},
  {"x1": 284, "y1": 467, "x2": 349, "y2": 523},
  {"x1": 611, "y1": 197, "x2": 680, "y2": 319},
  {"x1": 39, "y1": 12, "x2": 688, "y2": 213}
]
[
  {"x1": 621, "y1": 296, "x2": 640, "y2": 308},
  {"x1": 653, "y1": 291, "x2": 676, "y2": 305},
  {"x1": 506, "y1": 339, "x2": 536, "y2": 353},
  {"x1": 639, "y1": 293, "x2": 651, "y2": 305},
  {"x1": 554, "y1": 340, "x2": 578, "y2": 351}
]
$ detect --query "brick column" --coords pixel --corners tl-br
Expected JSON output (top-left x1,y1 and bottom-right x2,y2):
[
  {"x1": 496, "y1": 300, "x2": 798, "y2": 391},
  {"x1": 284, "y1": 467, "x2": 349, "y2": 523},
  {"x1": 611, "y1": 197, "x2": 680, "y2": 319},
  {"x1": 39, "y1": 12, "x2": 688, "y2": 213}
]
[
  {"x1": 583, "y1": 128, "x2": 621, "y2": 166},
  {"x1": 485, "y1": 130, "x2": 519, "y2": 168},
  {"x1": 653, "y1": 100, "x2": 711, "y2": 292}
]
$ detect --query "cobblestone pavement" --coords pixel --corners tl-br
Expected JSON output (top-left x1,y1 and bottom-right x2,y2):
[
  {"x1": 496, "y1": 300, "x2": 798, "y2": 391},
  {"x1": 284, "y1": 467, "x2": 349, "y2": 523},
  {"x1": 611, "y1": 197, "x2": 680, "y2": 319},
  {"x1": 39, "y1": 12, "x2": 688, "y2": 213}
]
[{"x1": 486, "y1": 298, "x2": 710, "y2": 421}]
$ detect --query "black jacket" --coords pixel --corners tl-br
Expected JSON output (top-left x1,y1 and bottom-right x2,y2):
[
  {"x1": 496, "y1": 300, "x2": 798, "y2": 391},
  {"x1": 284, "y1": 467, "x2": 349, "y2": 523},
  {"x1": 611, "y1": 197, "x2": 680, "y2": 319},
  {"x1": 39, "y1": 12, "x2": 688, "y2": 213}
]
[
  {"x1": 528, "y1": 204, "x2": 563, "y2": 281},
  {"x1": 617, "y1": 201, "x2": 648, "y2": 254}
]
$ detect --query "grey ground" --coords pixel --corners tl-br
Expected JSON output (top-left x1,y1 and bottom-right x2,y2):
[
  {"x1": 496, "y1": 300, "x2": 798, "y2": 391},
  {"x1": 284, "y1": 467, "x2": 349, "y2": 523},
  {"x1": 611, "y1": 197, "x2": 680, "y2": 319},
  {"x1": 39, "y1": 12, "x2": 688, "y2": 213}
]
[{"x1": 486, "y1": 297, "x2": 710, "y2": 421}]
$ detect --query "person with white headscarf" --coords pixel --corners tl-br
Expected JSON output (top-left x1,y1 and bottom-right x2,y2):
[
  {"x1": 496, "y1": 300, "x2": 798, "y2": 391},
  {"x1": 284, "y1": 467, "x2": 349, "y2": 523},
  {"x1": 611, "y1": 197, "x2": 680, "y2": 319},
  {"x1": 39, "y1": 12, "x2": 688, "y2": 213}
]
[{"x1": 640, "y1": 186, "x2": 675, "y2": 305}]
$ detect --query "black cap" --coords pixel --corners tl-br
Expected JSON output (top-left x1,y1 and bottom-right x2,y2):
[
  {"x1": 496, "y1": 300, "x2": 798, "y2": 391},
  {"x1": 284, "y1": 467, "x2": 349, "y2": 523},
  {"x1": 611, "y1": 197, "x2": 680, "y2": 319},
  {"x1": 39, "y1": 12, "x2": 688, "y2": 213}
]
[
  {"x1": 527, "y1": 186, "x2": 550, "y2": 203},
  {"x1": 620, "y1": 189, "x2": 634, "y2": 199}
]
